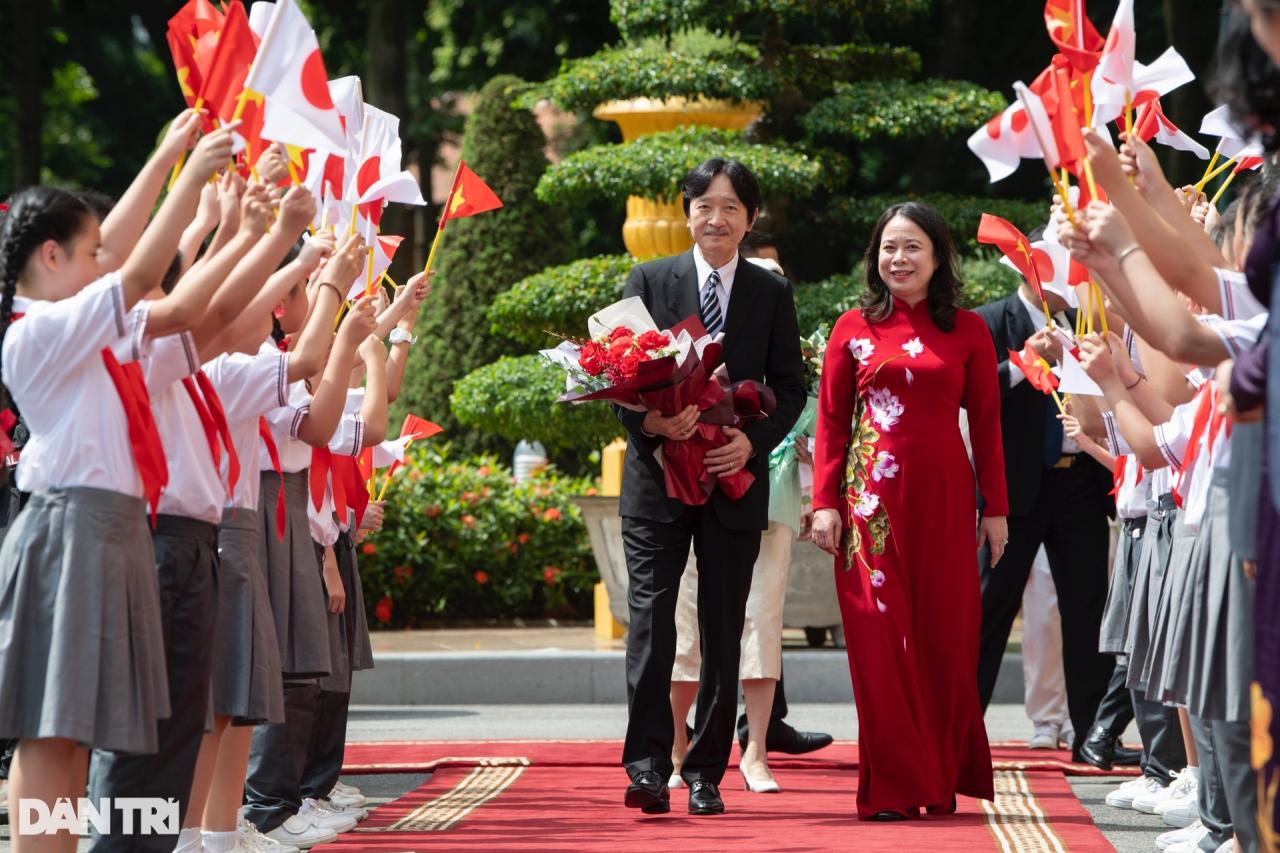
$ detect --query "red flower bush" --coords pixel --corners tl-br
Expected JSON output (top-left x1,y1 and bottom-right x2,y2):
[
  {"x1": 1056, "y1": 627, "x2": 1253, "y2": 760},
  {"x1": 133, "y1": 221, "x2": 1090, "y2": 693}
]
[
  {"x1": 474, "y1": 570, "x2": 490, "y2": 585},
  {"x1": 374, "y1": 596, "x2": 393, "y2": 624}
]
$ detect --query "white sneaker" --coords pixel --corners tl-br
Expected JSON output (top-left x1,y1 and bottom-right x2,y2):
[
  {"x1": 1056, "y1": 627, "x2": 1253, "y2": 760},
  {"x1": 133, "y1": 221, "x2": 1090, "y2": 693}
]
[
  {"x1": 1154, "y1": 767, "x2": 1199, "y2": 819},
  {"x1": 326, "y1": 785, "x2": 367, "y2": 809},
  {"x1": 237, "y1": 817, "x2": 301, "y2": 853},
  {"x1": 1059, "y1": 726, "x2": 1076, "y2": 749},
  {"x1": 1104, "y1": 774, "x2": 1164, "y2": 809},
  {"x1": 1166, "y1": 838, "x2": 1211, "y2": 853},
  {"x1": 299, "y1": 798, "x2": 357, "y2": 833},
  {"x1": 1028, "y1": 721, "x2": 1062, "y2": 750},
  {"x1": 1157, "y1": 820, "x2": 1207, "y2": 851},
  {"x1": 331, "y1": 781, "x2": 362, "y2": 797},
  {"x1": 317, "y1": 798, "x2": 368, "y2": 822},
  {"x1": 262, "y1": 815, "x2": 336, "y2": 849},
  {"x1": 1132, "y1": 777, "x2": 1176, "y2": 814}
]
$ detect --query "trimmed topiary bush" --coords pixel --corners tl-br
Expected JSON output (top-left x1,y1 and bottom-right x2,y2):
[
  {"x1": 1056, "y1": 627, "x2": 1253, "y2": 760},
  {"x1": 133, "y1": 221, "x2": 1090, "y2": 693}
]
[
  {"x1": 519, "y1": 41, "x2": 776, "y2": 113},
  {"x1": 777, "y1": 44, "x2": 922, "y2": 97},
  {"x1": 609, "y1": 0, "x2": 929, "y2": 42},
  {"x1": 451, "y1": 355, "x2": 622, "y2": 453},
  {"x1": 826, "y1": 193, "x2": 1048, "y2": 255},
  {"x1": 398, "y1": 75, "x2": 572, "y2": 455},
  {"x1": 802, "y1": 80, "x2": 1006, "y2": 143},
  {"x1": 488, "y1": 254, "x2": 634, "y2": 347},
  {"x1": 536, "y1": 126, "x2": 840, "y2": 207},
  {"x1": 361, "y1": 445, "x2": 598, "y2": 626}
]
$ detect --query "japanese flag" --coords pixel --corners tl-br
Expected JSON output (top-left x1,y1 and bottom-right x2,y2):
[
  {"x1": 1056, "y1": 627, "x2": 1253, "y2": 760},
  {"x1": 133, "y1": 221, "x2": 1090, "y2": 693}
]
[
  {"x1": 1092, "y1": 47, "x2": 1195, "y2": 128},
  {"x1": 1134, "y1": 96, "x2": 1210, "y2": 159},
  {"x1": 245, "y1": 0, "x2": 346, "y2": 155},
  {"x1": 351, "y1": 104, "x2": 425, "y2": 221},
  {"x1": 968, "y1": 101, "x2": 1048, "y2": 182},
  {"x1": 1012, "y1": 81, "x2": 1061, "y2": 169},
  {"x1": 1200, "y1": 105, "x2": 1266, "y2": 161},
  {"x1": 1096, "y1": 0, "x2": 1135, "y2": 94},
  {"x1": 345, "y1": 234, "x2": 404, "y2": 299}
]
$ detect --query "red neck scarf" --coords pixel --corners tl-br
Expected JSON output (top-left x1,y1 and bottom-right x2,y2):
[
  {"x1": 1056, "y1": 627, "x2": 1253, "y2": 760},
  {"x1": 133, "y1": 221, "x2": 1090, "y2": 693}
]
[
  {"x1": 258, "y1": 416, "x2": 286, "y2": 540},
  {"x1": 181, "y1": 370, "x2": 240, "y2": 499}
]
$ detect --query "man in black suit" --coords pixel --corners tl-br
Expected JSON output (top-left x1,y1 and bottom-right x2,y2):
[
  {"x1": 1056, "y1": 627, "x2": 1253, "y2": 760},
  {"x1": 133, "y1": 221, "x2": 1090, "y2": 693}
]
[
  {"x1": 616, "y1": 159, "x2": 804, "y2": 816},
  {"x1": 973, "y1": 277, "x2": 1115, "y2": 760}
]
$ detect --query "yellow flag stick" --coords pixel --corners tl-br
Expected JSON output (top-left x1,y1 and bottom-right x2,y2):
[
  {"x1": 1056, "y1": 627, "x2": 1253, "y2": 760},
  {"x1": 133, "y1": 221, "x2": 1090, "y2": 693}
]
[
  {"x1": 1094, "y1": 281, "x2": 1109, "y2": 334},
  {"x1": 1197, "y1": 146, "x2": 1222, "y2": 189},
  {"x1": 421, "y1": 161, "x2": 466, "y2": 277},
  {"x1": 1211, "y1": 169, "x2": 1242, "y2": 207},
  {"x1": 376, "y1": 438, "x2": 415, "y2": 501},
  {"x1": 167, "y1": 97, "x2": 205, "y2": 191},
  {"x1": 1195, "y1": 156, "x2": 1238, "y2": 192}
]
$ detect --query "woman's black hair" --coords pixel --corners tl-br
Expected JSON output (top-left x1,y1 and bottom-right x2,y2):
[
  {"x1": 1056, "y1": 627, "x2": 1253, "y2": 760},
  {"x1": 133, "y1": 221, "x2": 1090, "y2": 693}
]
[
  {"x1": 0, "y1": 187, "x2": 96, "y2": 461},
  {"x1": 1212, "y1": 10, "x2": 1280, "y2": 151},
  {"x1": 270, "y1": 314, "x2": 286, "y2": 349},
  {"x1": 860, "y1": 201, "x2": 962, "y2": 332}
]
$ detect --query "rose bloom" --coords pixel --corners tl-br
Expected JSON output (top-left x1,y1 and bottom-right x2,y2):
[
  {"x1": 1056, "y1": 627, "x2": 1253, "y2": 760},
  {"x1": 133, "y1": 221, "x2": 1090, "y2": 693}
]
[
  {"x1": 543, "y1": 507, "x2": 562, "y2": 522},
  {"x1": 618, "y1": 353, "x2": 642, "y2": 379},
  {"x1": 361, "y1": 542, "x2": 377, "y2": 555},
  {"x1": 462, "y1": 514, "x2": 476, "y2": 528},
  {"x1": 637, "y1": 330, "x2": 669, "y2": 351},
  {"x1": 477, "y1": 465, "x2": 491, "y2": 477},
  {"x1": 374, "y1": 596, "x2": 393, "y2": 623},
  {"x1": 607, "y1": 338, "x2": 632, "y2": 360},
  {"x1": 474, "y1": 570, "x2": 490, "y2": 585},
  {"x1": 578, "y1": 341, "x2": 607, "y2": 376},
  {"x1": 608, "y1": 326, "x2": 633, "y2": 343},
  {"x1": 394, "y1": 565, "x2": 414, "y2": 583},
  {"x1": 543, "y1": 566, "x2": 562, "y2": 584}
]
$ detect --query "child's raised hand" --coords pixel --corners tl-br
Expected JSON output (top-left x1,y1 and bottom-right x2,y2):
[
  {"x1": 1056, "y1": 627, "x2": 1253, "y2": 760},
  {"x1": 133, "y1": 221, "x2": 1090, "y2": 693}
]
[
  {"x1": 187, "y1": 121, "x2": 241, "y2": 181},
  {"x1": 278, "y1": 185, "x2": 317, "y2": 234},
  {"x1": 1059, "y1": 411, "x2": 1084, "y2": 438},
  {"x1": 359, "y1": 334, "x2": 388, "y2": 366},
  {"x1": 336, "y1": 296, "x2": 378, "y2": 349},
  {"x1": 1084, "y1": 201, "x2": 1138, "y2": 258},
  {"x1": 1117, "y1": 131, "x2": 1168, "y2": 196},
  {"x1": 239, "y1": 182, "x2": 276, "y2": 235},
  {"x1": 256, "y1": 143, "x2": 291, "y2": 186},
  {"x1": 1077, "y1": 333, "x2": 1117, "y2": 382},
  {"x1": 320, "y1": 234, "x2": 366, "y2": 291},
  {"x1": 159, "y1": 109, "x2": 203, "y2": 164},
  {"x1": 299, "y1": 231, "x2": 336, "y2": 275},
  {"x1": 194, "y1": 181, "x2": 220, "y2": 229},
  {"x1": 1083, "y1": 128, "x2": 1127, "y2": 193}
]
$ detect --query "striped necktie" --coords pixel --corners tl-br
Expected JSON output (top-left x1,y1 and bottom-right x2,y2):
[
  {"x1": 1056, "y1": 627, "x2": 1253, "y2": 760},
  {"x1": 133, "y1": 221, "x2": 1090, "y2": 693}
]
[{"x1": 700, "y1": 270, "x2": 724, "y2": 337}]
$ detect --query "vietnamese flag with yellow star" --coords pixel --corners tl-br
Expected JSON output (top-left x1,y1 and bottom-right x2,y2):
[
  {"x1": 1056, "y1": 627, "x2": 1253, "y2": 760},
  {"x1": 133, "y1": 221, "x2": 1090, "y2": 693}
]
[{"x1": 441, "y1": 161, "x2": 503, "y2": 228}]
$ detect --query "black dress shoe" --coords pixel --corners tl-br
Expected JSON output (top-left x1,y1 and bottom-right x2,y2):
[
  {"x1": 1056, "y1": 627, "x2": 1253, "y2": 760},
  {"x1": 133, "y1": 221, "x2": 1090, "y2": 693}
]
[
  {"x1": 1076, "y1": 725, "x2": 1119, "y2": 770},
  {"x1": 688, "y1": 780, "x2": 725, "y2": 815},
  {"x1": 926, "y1": 795, "x2": 958, "y2": 816},
  {"x1": 868, "y1": 810, "x2": 910, "y2": 821},
  {"x1": 739, "y1": 722, "x2": 835, "y2": 755},
  {"x1": 624, "y1": 770, "x2": 670, "y2": 814},
  {"x1": 1113, "y1": 744, "x2": 1142, "y2": 766}
]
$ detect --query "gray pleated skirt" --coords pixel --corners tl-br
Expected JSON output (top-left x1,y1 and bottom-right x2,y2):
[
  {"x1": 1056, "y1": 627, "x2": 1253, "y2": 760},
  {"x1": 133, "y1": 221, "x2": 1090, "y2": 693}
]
[
  {"x1": 1140, "y1": 516, "x2": 1199, "y2": 703},
  {"x1": 1182, "y1": 471, "x2": 1255, "y2": 722},
  {"x1": 257, "y1": 471, "x2": 331, "y2": 679},
  {"x1": 1125, "y1": 494, "x2": 1179, "y2": 692},
  {"x1": 213, "y1": 508, "x2": 285, "y2": 725},
  {"x1": 1100, "y1": 516, "x2": 1148, "y2": 654},
  {"x1": 0, "y1": 488, "x2": 169, "y2": 753},
  {"x1": 337, "y1": 532, "x2": 374, "y2": 673}
]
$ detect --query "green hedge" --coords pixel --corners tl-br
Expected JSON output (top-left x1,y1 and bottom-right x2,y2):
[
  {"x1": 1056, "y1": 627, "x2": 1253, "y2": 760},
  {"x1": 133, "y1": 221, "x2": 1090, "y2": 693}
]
[
  {"x1": 451, "y1": 355, "x2": 623, "y2": 452},
  {"x1": 489, "y1": 254, "x2": 634, "y2": 346},
  {"x1": 520, "y1": 42, "x2": 776, "y2": 113},
  {"x1": 826, "y1": 193, "x2": 1048, "y2": 255},
  {"x1": 609, "y1": 0, "x2": 929, "y2": 41},
  {"x1": 778, "y1": 44, "x2": 922, "y2": 97},
  {"x1": 536, "y1": 126, "x2": 839, "y2": 207},
  {"x1": 803, "y1": 80, "x2": 1006, "y2": 142},
  {"x1": 362, "y1": 446, "x2": 597, "y2": 626}
]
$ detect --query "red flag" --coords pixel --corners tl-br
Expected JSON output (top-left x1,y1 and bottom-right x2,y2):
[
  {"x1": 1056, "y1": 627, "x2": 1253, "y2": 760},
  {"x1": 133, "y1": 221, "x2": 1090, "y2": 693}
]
[
  {"x1": 400, "y1": 413, "x2": 444, "y2": 442},
  {"x1": 166, "y1": 0, "x2": 224, "y2": 107},
  {"x1": 1044, "y1": 0, "x2": 1104, "y2": 74},
  {"x1": 977, "y1": 214, "x2": 1053, "y2": 303},
  {"x1": 1045, "y1": 66, "x2": 1088, "y2": 176},
  {"x1": 440, "y1": 161, "x2": 503, "y2": 228},
  {"x1": 201, "y1": 0, "x2": 258, "y2": 120},
  {"x1": 322, "y1": 154, "x2": 345, "y2": 200},
  {"x1": 1009, "y1": 343, "x2": 1060, "y2": 395},
  {"x1": 1234, "y1": 156, "x2": 1265, "y2": 175}
]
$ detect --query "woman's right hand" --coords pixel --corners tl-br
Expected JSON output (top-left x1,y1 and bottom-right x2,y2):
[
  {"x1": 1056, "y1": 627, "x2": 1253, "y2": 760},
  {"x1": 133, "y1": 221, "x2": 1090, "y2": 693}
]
[
  {"x1": 336, "y1": 296, "x2": 377, "y2": 350},
  {"x1": 810, "y1": 508, "x2": 842, "y2": 556}
]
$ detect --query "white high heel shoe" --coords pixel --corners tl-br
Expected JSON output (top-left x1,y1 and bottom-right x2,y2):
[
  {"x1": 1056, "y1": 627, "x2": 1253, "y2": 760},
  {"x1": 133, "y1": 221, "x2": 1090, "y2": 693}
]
[
  {"x1": 668, "y1": 773, "x2": 685, "y2": 789},
  {"x1": 740, "y1": 764, "x2": 781, "y2": 793}
]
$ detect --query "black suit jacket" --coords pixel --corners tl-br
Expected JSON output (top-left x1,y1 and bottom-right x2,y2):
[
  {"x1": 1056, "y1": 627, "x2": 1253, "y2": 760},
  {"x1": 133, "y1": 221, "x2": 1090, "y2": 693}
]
[
  {"x1": 974, "y1": 294, "x2": 1113, "y2": 518},
  {"x1": 614, "y1": 250, "x2": 805, "y2": 531}
]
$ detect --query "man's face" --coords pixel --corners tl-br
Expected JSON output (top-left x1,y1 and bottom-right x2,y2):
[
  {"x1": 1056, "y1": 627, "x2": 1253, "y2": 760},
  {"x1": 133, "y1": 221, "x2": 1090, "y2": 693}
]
[{"x1": 687, "y1": 173, "x2": 755, "y2": 262}]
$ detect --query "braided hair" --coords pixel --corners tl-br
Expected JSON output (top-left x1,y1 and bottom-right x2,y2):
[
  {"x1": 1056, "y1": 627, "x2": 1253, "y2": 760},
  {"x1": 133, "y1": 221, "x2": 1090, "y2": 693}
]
[{"x1": 0, "y1": 187, "x2": 96, "y2": 467}]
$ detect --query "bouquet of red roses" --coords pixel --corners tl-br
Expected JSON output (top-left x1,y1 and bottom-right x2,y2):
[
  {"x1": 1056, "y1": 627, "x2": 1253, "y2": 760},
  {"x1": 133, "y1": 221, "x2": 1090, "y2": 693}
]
[{"x1": 542, "y1": 297, "x2": 775, "y2": 505}]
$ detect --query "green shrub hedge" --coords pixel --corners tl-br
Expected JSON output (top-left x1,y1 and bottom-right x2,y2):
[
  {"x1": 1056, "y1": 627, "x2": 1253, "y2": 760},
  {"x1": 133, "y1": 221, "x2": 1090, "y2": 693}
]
[
  {"x1": 609, "y1": 0, "x2": 929, "y2": 41},
  {"x1": 451, "y1": 355, "x2": 623, "y2": 452},
  {"x1": 803, "y1": 80, "x2": 1006, "y2": 142},
  {"x1": 777, "y1": 44, "x2": 921, "y2": 97},
  {"x1": 489, "y1": 254, "x2": 634, "y2": 347},
  {"x1": 826, "y1": 193, "x2": 1048, "y2": 255},
  {"x1": 520, "y1": 42, "x2": 776, "y2": 113},
  {"x1": 361, "y1": 446, "x2": 598, "y2": 626},
  {"x1": 537, "y1": 126, "x2": 839, "y2": 207}
]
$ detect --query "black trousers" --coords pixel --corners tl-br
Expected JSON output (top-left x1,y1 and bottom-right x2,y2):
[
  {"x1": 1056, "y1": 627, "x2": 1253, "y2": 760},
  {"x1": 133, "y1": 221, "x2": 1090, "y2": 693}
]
[
  {"x1": 244, "y1": 681, "x2": 320, "y2": 833},
  {"x1": 621, "y1": 509, "x2": 760, "y2": 785},
  {"x1": 88, "y1": 516, "x2": 219, "y2": 852},
  {"x1": 977, "y1": 463, "x2": 1113, "y2": 755},
  {"x1": 1092, "y1": 658, "x2": 1187, "y2": 784},
  {"x1": 300, "y1": 689, "x2": 350, "y2": 801}
]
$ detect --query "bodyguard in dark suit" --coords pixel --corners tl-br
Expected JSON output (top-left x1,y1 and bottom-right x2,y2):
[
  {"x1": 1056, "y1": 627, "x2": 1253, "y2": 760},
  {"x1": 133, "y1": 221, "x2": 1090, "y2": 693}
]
[
  {"x1": 973, "y1": 284, "x2": 1115, "y2": 758},
  {"x1": 616, "y1": 159, "x2": 804, "y2": 816}
]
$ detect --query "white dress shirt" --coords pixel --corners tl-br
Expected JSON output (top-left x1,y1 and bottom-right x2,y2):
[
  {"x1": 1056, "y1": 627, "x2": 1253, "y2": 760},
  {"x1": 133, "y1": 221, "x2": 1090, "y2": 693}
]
[
  {"x1": 203, "y1": 349, "x2": 290, "y2": 510},
  {"x1": 692, "y1": 244, "x2": 738, "y2": 322}
]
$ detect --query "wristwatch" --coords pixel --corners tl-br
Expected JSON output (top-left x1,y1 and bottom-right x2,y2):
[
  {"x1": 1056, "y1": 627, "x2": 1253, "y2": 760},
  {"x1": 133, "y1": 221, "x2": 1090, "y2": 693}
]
[{"x1": 389, "y1": 328, "x2": 418, "y2": 346}]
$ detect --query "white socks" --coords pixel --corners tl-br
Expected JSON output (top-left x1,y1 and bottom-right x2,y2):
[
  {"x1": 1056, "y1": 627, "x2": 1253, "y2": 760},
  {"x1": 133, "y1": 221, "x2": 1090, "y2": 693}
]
[
  {"x1": 173, "y1": 827, "x2": 203, "y2": 853},
  {"x1": 202, "y1": 829, "x2": 238, "y2": 853}
]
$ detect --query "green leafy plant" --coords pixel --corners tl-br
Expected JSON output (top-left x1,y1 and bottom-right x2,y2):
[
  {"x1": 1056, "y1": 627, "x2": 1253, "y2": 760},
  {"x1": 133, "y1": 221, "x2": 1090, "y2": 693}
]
[
  {"x1": 361, "y1": 446, "x2": 599, "y2": 626},
  {"x1": 802, "y1": 80, "x2": 1006, "y2": 143},
  {"x1": 518, "y1": 41, "x2": 776, "y2": 113},
  {"x1": 776, "y1": 44, "x2": 922, "y2": 97},
  {"x1": 488, "y1": 254, "x2": 633, "y2": 346},
  {"x1": 537, "y1": 126, "x2": 839, "y2": 207},
  {"x1": 451, "y1": 355, "x2": 623, "y2": 452},
  {"x1": 825, "y1": 193, "x2": 1048, "y2": 255},
  {"x1": 398, "y1": 75, "x2": 572, "y2": 454},
  {"x1": 608, "y1": 0, "x2": 929, "y2": 42}
]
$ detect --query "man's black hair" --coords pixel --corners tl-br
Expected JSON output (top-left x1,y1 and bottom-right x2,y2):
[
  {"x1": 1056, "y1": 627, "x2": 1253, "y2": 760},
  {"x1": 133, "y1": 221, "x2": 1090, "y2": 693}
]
[{"x1": 681, "y1": 158, "x2": 761, "y2": 221}]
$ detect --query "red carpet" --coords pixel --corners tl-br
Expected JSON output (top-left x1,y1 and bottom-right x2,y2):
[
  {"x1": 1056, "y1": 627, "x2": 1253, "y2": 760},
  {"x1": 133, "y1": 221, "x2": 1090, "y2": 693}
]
[{"x1": 316, "y1": 740, "x2": 1126, "y2": 852}]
